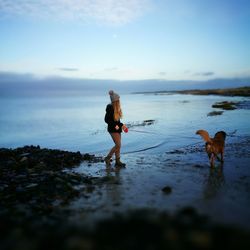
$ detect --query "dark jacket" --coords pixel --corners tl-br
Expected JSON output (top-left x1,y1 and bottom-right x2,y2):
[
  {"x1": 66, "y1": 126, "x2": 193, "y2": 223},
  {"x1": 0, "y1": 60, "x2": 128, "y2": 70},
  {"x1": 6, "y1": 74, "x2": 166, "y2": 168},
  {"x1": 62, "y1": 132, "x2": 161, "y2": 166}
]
[{"x1": 104, "y1": 104, "x2": 123, "y2": 133}]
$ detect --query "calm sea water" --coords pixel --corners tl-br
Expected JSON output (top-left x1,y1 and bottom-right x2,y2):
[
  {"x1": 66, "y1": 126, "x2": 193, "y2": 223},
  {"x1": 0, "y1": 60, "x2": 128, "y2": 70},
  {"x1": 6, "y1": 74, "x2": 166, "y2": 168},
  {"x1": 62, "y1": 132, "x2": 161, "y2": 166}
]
[{"x1": 0, "y1": 93, "x2": 249, "y2": 154}]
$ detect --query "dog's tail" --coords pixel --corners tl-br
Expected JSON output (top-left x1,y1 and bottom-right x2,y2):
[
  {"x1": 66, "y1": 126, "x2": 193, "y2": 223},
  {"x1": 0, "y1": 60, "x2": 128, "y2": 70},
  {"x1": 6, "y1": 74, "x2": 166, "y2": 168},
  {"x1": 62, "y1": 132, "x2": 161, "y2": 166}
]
[{"x1": 196, "y1": 130, "x2": 212, "y2": 143}]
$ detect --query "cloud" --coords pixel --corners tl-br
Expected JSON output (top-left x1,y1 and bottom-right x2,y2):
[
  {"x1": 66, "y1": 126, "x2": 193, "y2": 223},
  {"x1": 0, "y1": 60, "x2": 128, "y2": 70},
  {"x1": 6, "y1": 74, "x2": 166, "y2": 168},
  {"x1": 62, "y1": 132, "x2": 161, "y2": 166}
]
[
  {"x1": 0, "y1": 71, "x2": 34, "y2": 82},
  {"x1": 158, "y1": 72, "x2": 167, "y2": 76},
  {"x1": 0, "y1": 0, "x2": 152, "y2": 25},
  {"x1": 1, "y1": 71, "x2": 250, "y2": 97},
  {"x1": 194, "y1": 71, "x2": 215, "y2": 76},
  {"x1": 58, "y1": 67, "x2": 79, "y2": 72}
]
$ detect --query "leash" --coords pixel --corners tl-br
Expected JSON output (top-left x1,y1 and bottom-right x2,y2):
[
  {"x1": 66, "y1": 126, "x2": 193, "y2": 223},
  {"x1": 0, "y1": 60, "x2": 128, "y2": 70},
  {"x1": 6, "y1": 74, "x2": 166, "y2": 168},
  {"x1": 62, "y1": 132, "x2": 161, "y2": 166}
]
[{"x1": 128, "y1": 129, "x2": 161, "y2": 135}]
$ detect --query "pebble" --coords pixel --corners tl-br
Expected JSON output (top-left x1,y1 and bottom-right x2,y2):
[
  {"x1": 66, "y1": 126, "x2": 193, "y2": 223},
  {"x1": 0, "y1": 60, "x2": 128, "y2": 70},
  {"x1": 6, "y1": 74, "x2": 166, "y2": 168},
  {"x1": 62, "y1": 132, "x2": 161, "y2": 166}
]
[
  {"x1": 25, "y1": 183, "x2": 38, "y2": 188},
  {"x1": 162, "y1": 186, "x2": 172, "y2": 194}
]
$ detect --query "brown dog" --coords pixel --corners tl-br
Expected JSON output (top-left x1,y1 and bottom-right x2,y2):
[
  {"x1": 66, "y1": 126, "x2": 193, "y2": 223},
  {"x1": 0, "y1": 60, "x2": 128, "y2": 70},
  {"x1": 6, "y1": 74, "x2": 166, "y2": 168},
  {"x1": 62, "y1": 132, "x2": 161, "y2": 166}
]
[{"x1": 196, "y1": 130, "x2": 226, "y2": 167}]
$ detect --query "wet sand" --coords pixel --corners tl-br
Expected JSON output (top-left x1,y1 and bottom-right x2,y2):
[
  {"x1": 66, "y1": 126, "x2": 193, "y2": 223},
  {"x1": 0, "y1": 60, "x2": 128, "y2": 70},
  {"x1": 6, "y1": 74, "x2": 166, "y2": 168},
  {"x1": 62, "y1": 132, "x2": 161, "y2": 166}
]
[
  {"x1": 1, "y1": 135, "x2": 250, "y2": 249},
  {"x1": 72, "y1": 134, "x2": 250, "y2": 229}
]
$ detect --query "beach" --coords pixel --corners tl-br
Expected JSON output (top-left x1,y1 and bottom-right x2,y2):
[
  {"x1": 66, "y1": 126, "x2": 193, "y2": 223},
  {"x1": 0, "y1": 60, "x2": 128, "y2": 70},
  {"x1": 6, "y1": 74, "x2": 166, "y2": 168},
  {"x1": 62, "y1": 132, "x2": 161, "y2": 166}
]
[
  {"x1": 2, "y1": 0, "x2": 250, "y2": 247},
  {"x1": 1, "y1": 88, "x2": 250, "y2": 249}
]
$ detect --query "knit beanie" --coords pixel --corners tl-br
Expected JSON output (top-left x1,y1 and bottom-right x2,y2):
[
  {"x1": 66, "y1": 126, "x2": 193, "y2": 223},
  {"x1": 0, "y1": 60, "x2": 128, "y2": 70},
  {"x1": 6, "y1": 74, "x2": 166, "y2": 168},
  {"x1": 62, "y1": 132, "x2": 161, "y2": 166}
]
[{"x1": 109, "y1": 90, "x2": 120, "y2": 102}]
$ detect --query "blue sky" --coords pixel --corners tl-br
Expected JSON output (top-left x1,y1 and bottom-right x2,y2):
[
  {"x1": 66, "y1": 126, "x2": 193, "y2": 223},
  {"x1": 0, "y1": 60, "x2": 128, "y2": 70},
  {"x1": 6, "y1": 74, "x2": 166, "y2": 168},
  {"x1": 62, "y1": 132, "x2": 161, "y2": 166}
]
[{"x1": 0, "y1": 0, "x2": 250, "y2": 81}]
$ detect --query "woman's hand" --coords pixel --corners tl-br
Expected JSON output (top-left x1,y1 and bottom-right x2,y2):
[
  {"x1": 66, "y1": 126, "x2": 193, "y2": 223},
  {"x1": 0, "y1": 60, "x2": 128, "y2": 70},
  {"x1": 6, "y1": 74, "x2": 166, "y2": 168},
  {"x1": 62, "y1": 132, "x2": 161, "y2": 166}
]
[
  {"x1": 122, "y1": 124, "x2": 128, "y2": 133},
  {"x1": 115, "y1": 125, "x2": 119, "y2": 130}
]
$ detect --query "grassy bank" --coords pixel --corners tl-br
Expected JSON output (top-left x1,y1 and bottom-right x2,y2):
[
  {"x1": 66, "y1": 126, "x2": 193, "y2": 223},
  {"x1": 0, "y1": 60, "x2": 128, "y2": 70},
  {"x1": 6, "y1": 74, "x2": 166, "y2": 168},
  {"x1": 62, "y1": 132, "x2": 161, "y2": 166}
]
[
  {"x1": 174, "y1": 86, "x2": 250, "y2": 97},
  {"x1": 134, "y1": 86, "x2": 250, "y2": 97}
]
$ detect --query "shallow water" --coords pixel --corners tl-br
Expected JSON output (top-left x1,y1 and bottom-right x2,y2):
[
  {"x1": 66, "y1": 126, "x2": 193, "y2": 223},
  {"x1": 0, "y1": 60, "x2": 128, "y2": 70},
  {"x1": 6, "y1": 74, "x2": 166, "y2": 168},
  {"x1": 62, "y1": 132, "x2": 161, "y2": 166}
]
[{"x1": 0, "y1": 93, "x2": 249, "y2": 154}]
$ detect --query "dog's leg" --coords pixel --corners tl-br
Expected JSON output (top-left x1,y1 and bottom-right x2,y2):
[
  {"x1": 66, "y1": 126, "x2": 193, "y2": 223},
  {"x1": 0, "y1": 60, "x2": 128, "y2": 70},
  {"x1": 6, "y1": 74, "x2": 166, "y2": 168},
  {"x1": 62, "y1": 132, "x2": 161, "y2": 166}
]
[
  {"x1": 210, "y1": 154, "x2": 215, "y2": 168},
  {"x1": 221, "y1": 150, "x2": 224, "y2": 163},
  {"x1": 207, "y1": 152, "x2": 211, "y2": 160},
  {"x1": 215, "y1": 154, "x2": 221, "y2": 162},
  {"x1": 220, "y1": 160, "x2": 224, "y2": 168}
]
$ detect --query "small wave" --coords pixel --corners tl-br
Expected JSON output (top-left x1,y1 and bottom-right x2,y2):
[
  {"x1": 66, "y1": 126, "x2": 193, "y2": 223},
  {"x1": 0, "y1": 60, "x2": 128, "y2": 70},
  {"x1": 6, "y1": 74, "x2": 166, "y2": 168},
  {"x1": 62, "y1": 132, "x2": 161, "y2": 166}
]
[
  {"x1": 127, "y1": 119, "x2": 156, "y2": 128},
  {"x1": 123, "y1": 141, "x2": 166, "y2": 154},
  {"x1": 90, "y1": 128, "x2": 106, "y2": 135},
  {"x1": 236, "y1": 100, "x2": 250, "y2": 110},
  {"x1": 90, "y1": 119, "x2": 156, "y2": 135}
]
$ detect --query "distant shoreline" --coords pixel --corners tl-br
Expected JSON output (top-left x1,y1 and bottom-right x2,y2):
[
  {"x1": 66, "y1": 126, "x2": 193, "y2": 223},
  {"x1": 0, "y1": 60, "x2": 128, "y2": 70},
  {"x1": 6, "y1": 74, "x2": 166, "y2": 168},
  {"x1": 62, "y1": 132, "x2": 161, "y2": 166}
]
[{"x1": 133, "y1": 86, "x2": 250, "y2": 97}]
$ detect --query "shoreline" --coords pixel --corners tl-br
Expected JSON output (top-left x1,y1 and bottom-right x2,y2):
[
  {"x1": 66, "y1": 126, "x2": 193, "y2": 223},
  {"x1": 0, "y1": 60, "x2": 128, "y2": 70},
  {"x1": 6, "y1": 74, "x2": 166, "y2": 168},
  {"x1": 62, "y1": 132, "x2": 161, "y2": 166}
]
[{"x1": 133, "y1": 86, "x2": 250, "y2": 97}]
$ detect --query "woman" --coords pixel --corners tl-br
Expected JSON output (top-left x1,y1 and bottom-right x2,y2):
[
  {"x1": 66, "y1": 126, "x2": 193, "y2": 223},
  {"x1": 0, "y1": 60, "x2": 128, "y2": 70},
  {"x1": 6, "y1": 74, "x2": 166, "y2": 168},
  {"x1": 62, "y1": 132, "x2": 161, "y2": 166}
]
[{"x1": 104, "y1": 90, "x2": 127, "y2": 167}]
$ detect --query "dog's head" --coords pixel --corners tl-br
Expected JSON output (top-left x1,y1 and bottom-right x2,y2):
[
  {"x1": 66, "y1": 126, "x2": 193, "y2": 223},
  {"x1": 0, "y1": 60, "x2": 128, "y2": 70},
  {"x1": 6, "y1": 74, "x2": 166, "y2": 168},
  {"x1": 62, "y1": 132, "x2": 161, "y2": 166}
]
[{"x1": 214, "y1": 131, "x2": 226, "y2": 142}]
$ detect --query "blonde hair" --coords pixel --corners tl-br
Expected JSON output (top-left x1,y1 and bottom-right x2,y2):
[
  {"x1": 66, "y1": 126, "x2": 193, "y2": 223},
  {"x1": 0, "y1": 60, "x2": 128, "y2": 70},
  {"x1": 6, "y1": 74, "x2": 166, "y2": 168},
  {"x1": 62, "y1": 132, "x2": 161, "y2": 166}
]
[{"x1": 112, "y1": 100, "x2": 123, "y2": 121}]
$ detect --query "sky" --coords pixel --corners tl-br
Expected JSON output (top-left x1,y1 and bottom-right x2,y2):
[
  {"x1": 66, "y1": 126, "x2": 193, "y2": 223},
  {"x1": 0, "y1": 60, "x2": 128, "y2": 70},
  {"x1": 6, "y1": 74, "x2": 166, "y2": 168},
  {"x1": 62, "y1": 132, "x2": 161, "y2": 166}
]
[{"x1": 0, "y1": 0, "x2": 250, "y2": 81}]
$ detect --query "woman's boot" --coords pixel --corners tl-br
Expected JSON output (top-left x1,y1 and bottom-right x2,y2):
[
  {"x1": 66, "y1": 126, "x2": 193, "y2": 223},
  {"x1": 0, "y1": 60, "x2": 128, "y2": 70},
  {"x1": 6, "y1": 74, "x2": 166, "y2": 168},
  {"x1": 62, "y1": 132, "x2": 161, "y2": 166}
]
[
  {"x1": 115, "y1": 158, "x2": 126, "y2": 167},
  {"x1": 104, "y1": 156, "x2": 112, "y2": 166}
]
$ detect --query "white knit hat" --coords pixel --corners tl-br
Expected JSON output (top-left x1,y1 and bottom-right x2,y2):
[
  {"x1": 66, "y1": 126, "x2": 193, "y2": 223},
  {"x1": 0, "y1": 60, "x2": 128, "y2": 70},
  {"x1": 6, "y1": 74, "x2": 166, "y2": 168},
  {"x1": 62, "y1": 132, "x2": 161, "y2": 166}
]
[{"x1": 109, "y1": 90, "x2": 120, "y2": 102}]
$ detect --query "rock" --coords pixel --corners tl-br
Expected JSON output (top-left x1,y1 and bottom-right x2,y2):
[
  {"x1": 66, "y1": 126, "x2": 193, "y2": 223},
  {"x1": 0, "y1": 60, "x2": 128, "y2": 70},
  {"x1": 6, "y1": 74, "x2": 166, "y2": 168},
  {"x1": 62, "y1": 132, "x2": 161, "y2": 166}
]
[
  {"x1": 212, "y1": 101, "x2": 237, "y2": 110},
  {"x1": 85, "y1": 185, "x2": 95, "y2": 193},
  {"x1": 19, "y1": 153, "x2": 31, "y2": 157},
  {"x1": 188, "y1": 231, "x2": 212, "y2": 248},
  {"x1": 16, "y1": 187, "x2": 25, "y2": 193},
  {"x1": 166, "y1": 149, "x2": 185, "y2": 154},
  {"x1": 20, "y1": 156, "x2": 28, "y2": 162},
  {"x1": 82, "y1": 153, "x2": 94, "y2": 161},
  {"x1": 25, "y1": 183, "x2": 38, "y2": 189},
  {"x1": 207, "y1": 111, "x2": 223, "y2": 116},
  {"x1": 15, "y1": 174, "x2": 27, "y2": 179},
  {"x1": 0, "y1": 145, "x2": 112, "y2": 230},
  {"x1": 54, "y1": 177, "x2": 64, "y2": 183},
  {"x1": 162, "y1": 186, "x2": 172, "y2": 194}
]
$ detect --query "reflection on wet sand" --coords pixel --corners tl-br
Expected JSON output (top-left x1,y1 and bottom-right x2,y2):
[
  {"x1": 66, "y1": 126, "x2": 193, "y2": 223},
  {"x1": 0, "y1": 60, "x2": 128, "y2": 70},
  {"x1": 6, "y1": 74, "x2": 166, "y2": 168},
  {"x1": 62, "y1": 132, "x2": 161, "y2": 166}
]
[
  {"x1": 105, "y1": 165, "x2": 123, "y2": 208},
  {"x1": 203, "y1": 166, "x2": 225, "y2": 199}
]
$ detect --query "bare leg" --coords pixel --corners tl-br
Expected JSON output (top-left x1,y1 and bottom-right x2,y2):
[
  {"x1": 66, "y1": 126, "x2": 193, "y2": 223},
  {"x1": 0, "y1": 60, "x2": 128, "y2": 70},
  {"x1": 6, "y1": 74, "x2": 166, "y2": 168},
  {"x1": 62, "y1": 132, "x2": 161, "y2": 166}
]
[
  {"x1": 105, "y1": 133, "x2": 121, "y2": 165},
  {"x1": 110, "y1": 133, "x2": 126, "y2": 167},
  {"x1": 110, "y1": 132, "x2": 121, "y2": 159}
]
